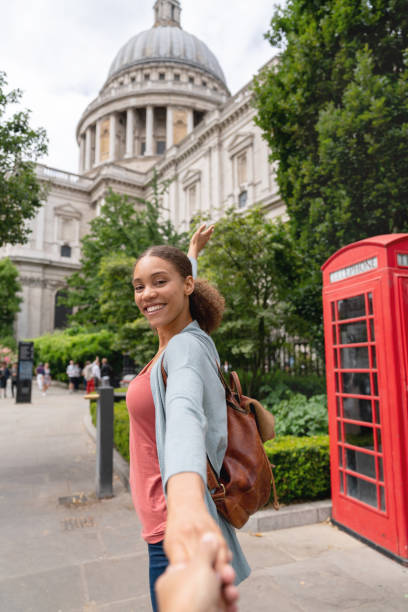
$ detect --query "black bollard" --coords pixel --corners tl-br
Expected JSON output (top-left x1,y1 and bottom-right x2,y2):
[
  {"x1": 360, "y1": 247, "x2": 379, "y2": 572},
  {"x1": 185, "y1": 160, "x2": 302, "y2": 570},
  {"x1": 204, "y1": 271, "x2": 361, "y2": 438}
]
[{"x1": 96, "y1": 386, "x2": 114, "y2": 499}]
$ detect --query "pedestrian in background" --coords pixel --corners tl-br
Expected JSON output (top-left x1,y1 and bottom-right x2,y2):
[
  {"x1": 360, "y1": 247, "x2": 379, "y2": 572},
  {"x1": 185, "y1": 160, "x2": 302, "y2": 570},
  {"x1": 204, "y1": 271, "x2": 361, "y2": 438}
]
[
  {"x1": 36, "y1": 363, "x2": 45, "y2": 395},
  {"x1": 101, "y1": 357, "x2": 113, "y2": 387},
  {"x1": 66, "y1": 360, "x2": 76, "y2": 393},
  {"x1": 73, "y1": 362, "x2": 81, "y2": 391},
  {"x1": 83, "y1": 361, "x2": 94, "y2": 393},
  {"x1": 11, "y1": 363, "x2": 17, "y2": 398},
  {"x1": 0, "y1": 362, "x2": 10, "y2": 398},
  {"x1": 91, "y1": 357, "x2": 101, "y2": 389},
  {"x1": 43, "y1": 363, "x2": 51, "y2": 395}
]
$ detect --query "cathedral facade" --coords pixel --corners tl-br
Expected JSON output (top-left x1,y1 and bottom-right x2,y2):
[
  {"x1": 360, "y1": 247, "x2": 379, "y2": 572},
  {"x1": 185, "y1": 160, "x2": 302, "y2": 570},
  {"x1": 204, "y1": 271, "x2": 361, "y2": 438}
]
[{"x1": 1, "y1": 0, "x2": 283, "y2": 340}]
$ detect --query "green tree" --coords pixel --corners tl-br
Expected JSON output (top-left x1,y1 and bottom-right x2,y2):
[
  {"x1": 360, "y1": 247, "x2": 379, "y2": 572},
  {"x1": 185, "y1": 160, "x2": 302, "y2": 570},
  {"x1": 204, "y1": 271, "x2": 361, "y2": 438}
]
[
  {"x1": 0, "y1": 257, "x2": 22, "y2": 338},
  {"x1": 65, "y1": 175, "x2": 188, "y2": 327},
  {"x1": 253, "y1": 0, "x2": 408, "y2": 342},
  {"x1": 199, "y1": 208, "x2": 299, "y2": 377},
  {"x1": 0, "y1": 71, "x2": 48, "y2": 246}
]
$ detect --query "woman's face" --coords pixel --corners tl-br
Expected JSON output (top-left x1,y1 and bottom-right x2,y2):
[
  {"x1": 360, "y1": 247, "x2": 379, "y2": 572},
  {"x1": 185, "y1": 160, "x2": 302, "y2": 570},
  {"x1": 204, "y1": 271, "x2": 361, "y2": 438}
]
[{"x1": 133, "y1": 256, "x2": 194, "y2": 332}]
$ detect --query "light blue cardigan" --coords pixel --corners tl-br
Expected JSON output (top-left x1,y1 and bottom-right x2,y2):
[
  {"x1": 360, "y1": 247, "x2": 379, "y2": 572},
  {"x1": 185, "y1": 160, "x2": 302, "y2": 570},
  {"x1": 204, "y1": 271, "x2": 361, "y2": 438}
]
[{"x1": 150, "y1": 321, "x2": 251, "y2": 583}]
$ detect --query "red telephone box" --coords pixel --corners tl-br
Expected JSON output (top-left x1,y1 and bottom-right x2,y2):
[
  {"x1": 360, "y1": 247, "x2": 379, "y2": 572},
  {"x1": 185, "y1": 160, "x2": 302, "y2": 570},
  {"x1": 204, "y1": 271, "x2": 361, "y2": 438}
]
[{"x1": 322, "y1": 234, "x2": 408, "y2": 564}]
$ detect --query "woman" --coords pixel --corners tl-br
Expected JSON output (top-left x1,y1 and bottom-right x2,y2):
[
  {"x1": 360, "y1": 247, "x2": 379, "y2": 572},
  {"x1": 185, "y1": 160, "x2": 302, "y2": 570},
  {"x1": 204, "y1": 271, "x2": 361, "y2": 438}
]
[
  {"x1": 43, "y1": 363, "x2": 51, "y2": 395},
  {"x1": 127, "y1": 225, "x2": 248, "y2": 612},
  {"x1": 36, "y1": 363, "x2": 45, "y2": 394}
]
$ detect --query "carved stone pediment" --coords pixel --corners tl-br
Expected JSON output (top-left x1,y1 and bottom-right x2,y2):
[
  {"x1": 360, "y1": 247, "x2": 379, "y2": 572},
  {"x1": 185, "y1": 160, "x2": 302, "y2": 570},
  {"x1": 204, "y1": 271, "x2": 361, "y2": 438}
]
[
  {"x1": 54, "y1": 203, "x2": 82, "y2": 220},
  {"x1": 227, "y1": 132, "x2": 254, "y2": 157},
  {"x1": 182, "y1": 169, "x2": 201, "y2": 187}
]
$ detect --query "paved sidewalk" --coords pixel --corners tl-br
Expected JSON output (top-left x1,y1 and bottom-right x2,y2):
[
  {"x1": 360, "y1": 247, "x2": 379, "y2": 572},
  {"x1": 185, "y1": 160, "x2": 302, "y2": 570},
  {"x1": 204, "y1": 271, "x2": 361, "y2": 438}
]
[{"x1": 0, "y1": 387, "x2": 407, "y2": 611}]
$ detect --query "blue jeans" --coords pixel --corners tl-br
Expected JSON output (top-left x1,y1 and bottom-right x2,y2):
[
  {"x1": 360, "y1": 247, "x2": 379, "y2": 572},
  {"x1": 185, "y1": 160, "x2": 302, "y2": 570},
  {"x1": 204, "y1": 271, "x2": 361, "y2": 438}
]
[{"x1": 148, "y1": 540, "x2": 169, "y2": 612}]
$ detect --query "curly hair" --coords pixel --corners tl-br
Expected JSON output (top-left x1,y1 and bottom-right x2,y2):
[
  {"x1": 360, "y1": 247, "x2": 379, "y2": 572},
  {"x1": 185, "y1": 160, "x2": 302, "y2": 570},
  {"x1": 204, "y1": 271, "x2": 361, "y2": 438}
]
[{"x1": 135, "y1": 245, "x2": 225, "y2": 334}]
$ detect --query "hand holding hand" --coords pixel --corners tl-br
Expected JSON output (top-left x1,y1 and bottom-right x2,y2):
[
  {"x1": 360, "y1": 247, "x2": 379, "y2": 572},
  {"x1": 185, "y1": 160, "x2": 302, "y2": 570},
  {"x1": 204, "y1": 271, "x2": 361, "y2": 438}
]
[
  {"x1": 157, "y1": 533, "x2": 239, "y2": 612},
  {"x1": 188, "y1": 223, "x2": 215, "y2": 259}
]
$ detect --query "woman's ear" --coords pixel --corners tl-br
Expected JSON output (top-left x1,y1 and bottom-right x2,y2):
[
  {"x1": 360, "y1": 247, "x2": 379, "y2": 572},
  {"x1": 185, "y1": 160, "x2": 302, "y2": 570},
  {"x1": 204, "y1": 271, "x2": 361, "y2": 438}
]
[{"x1": 184, "y1": 275, "x2": 194, "y2": 296}]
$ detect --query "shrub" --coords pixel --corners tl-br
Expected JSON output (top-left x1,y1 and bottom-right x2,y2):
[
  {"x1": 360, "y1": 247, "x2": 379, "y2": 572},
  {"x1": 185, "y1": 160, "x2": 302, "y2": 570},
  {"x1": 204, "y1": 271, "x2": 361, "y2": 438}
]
[
  {"x1": 32, "y1": 327, "x2": 123, "y2": 381},
  {"x1": 265, "y1": 435, "x2": 330, "y2": 504},
  {"x1": 273, "y1": 393, "x2": 328, "y2": 437},
  {"x1": 90, "y1": 400, "x2": 330, "y2": 506},
  {"x1": 90, "y1": 399, "x2": 130, "y2": 462}
]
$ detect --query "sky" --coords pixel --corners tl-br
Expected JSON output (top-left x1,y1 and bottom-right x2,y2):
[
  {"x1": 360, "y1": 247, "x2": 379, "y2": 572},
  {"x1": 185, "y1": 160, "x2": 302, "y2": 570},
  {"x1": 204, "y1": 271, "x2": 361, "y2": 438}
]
[{"x1": 0, "y1": 0, "x2": 279, "y2": 174}]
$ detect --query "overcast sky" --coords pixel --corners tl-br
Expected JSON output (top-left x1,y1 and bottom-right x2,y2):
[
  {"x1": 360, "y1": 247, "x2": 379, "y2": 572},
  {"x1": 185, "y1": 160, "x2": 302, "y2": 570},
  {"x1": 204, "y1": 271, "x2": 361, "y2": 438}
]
[{"x1": 1, "y1": 0, "x2": 280, "y2": 174}]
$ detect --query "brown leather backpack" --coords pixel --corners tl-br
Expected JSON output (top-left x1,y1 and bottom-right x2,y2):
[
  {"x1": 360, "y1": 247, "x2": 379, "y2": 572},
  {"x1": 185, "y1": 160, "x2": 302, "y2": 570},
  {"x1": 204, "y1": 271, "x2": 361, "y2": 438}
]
[{"x1": 162, "y1": 363, "x2": 279, "y2": 529}]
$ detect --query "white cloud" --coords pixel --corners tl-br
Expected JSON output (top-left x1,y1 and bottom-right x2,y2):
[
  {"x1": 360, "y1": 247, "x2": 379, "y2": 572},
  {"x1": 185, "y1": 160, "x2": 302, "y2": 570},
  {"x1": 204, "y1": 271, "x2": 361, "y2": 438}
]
[{"x1": 0, "y1": 0, "x2": 280, "y2": 173}]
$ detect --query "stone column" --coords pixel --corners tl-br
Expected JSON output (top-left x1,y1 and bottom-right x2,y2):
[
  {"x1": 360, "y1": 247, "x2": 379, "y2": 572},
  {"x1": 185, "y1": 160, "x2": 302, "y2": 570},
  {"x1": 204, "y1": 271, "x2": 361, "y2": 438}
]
[
  {"x1": 145, "y1": 105, "x2": 154, "y2": 156},
  {"x1": 187, "y1": 109, "x2": 194, "y2": 134},
  {"x1": 166, "y1": 106, "x2": 173, "y2": 149},
  {"x1": 79, "y1": 135, "x2": 85, "y2": 173},
  {"x1": 85, "y1": 128, "x2": 92, "y2": 171},
  {"x1": 109, "y1": 114, "x2": 117, "y2": 161},
  {"x1": 125, "y1": 108, "x2": 135, "y2": 158},
  {"x1": 95, "y1": 120, "x2": 101, "y2": 165}
]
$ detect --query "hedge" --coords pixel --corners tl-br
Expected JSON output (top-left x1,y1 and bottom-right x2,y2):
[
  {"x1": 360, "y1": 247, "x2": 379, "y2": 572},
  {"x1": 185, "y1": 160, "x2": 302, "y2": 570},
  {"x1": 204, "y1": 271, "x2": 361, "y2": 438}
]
[
  {"x1": 90, "y1": 399, "x2": 129, "y2": 462},
  {"x1": 90, "y1": 402, "x2": 331, "y2": 505},
  {"x1": 32, "y1": 328, "x2": 123, "y2": 382},
  {"x1": 264, "y1": 435, "x2": 331, "y2": 504}
]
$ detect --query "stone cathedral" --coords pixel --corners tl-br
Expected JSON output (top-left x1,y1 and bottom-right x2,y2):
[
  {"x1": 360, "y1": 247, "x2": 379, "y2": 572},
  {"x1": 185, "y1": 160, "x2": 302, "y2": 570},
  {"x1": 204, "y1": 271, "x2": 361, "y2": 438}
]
[{"x1": 1, "y1": 0, "x2": 283, "y2": 340}]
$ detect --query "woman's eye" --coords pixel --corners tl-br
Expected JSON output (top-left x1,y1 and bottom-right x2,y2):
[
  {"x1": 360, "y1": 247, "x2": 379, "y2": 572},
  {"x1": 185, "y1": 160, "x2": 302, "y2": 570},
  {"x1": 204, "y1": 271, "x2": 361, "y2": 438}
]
[
  {"x1": 134, "y1": 285, "x2": 144, "y2": 292},
  {"x1": 155, "y1": 279, "x2": 166, "y2": 286}
]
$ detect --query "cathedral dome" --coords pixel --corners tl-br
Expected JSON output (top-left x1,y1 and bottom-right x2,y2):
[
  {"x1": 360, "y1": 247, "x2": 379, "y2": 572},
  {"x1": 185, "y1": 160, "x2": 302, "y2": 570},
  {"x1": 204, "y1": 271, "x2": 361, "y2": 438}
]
[{"x1": 107, "y1": 25, "x2": 227, "y2": 86}]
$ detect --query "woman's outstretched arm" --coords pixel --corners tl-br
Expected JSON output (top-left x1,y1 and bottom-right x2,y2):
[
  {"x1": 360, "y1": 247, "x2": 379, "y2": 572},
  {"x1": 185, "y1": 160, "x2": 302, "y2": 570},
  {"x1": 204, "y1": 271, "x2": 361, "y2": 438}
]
[{"x1": 188, "y1": 223, "x2": 214, "y2": 260}]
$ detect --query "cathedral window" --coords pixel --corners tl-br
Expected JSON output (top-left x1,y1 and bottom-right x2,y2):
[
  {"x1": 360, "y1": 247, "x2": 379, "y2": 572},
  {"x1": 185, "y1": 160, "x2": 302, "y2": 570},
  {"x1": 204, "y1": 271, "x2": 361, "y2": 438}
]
[
  {"x1": 188, "y1": 184, "x2": 197, "y2": 213},
  {"x1": 238, "y1": 190, "x2": 248, "y2": 209},
  {"x1": 189, "y1": 76, "x2": 194, "y2": 84},
  {"x1": 141, "y1": 141, "x2": 146, "y2": 156},
  {"x1": 202, "y1": 80, "x2": 207, "y2": 88},
  {"x1": 237, "y1": 152, "x2": 248, "y2": 186},
  {"x1": 144, "y1": 73, "x2": 150, "y2": 81},
  {"x1": 156, "y1": 141, "x2": 166, "y2": 155},
  {"x1": 159, "y1": 72, "x2": 165, "y2": 81},
  {"x1": 174, "y1": 73, "x2": 180, "y2": 81},
  {"x1": 60, "y1": 244, "x2": 72, "y2": 258}
]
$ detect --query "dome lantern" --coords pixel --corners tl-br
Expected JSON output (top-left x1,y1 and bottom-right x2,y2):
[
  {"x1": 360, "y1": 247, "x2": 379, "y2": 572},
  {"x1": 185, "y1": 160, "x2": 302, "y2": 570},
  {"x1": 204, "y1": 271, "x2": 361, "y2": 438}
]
[{"x1": 154, "y1": 0, "x2": 181, "y2": 28}]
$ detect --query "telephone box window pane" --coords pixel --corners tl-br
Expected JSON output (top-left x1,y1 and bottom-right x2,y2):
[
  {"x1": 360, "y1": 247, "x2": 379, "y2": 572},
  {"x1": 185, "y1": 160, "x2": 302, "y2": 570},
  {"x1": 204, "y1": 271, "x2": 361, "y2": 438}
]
[
  {"x1": 346, "y1": 475, "x2": 377, "y2": 508},
  {"x1": 340, "y1": 347, "x2": 369, "y2": 369},
  {"x1": 380, "y1": 487, "x2": 386, "y2": 511},
  {"x1": 334, "y1": 350, "x2": 338, "y2": 368},
  {"x1": 335, "y1": 372, "x2": 340, "y2": 392},
  {"x1": 332, "y1": 325, "x2": 338, "y2": 345},
  {"x1": 340, "y1": 471, "x2": 344, "y2": 493},
  {"x1": 372, "y1": 373, "x2": 378, "y2": 396},
  {"x1": 346, "y1": 448, "x2": 376, "y2": 479},
  {"x1": 338, "y1": 446, "x2": 343, "y2": 467},
  {"x1": 337, "y1": 420, "x2": 342, "y2": 441},
  {"x1": 343, "y1": 398, "x2": 372, "y2": 422},
  {"x1": 370, "y1": 319, "x2": 375, "y2": 341},
  {"x1": 371, "y1": 346, "x2": 377, "y2": 369},
  {"x1": 377, "y1": 429, "x2": 382, "y2": 452},
  {"x1": 368, "y1": 293, "x2": 373, "y2": 315},
  {"x1": 340, "y1": 322, "x2": 367, "y2": 344},
  {"x1": 344, "y1": 423, "x2": 374, "y2": 449},
  {"x1": 338, "y1": 295, "x2": 366, "y2": 320},
  {"x1": 331, "y1": 302, "x2": 336, "y2": 321},
  {"x1": 342, "y1": 372, "x2": 371, "y2": 395},
  {"x1": 378, "y1": 457, "x2": 384, "y2": 482},
  {"x1": 336, "y1": 396, "x2": 341, "y2": 417},
  {"x1": 374, "y1": 400, "x2": 380, "y2": 423}
]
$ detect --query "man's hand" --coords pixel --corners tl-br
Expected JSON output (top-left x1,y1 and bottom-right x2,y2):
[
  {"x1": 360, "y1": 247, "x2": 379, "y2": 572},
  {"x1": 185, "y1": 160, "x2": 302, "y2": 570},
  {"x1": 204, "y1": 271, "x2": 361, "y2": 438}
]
[
  {"x1": 188, "y1": 223, "x2": 215, "y2": 259},
  {"x1": 156, "y1": 533, "x2": 239, "y2": 612}
]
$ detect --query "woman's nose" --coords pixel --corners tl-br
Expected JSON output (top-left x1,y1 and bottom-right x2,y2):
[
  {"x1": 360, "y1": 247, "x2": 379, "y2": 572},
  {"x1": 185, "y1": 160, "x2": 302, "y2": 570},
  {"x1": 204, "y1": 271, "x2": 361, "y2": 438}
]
[{"x1": 143, "y1": 284, "x2": 158, "y2": 299}]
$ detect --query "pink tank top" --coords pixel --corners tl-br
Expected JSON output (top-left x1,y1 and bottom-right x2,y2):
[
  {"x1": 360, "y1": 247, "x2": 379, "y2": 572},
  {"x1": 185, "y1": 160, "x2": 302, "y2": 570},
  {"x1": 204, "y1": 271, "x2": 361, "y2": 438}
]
[{"x1": 126, "y1": 364, "x2": 167, "y2": 543}]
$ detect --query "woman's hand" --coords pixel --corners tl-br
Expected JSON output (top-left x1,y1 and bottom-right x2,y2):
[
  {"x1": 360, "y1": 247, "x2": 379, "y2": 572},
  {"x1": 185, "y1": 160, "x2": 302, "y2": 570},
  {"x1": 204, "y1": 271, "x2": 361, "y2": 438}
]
[
  {"x1": 165, "y1": 473, "x2": 236, "y2": 611},
  {"x1": 188, "y1": 223, "x2": 215, "y2": 259}
]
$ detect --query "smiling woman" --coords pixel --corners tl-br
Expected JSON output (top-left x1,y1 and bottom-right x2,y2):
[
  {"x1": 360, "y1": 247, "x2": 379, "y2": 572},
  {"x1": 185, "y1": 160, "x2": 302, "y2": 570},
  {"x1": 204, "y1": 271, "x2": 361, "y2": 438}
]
[{"x1": 126, "y1": 225, "x2": 248, "y2": 612}]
